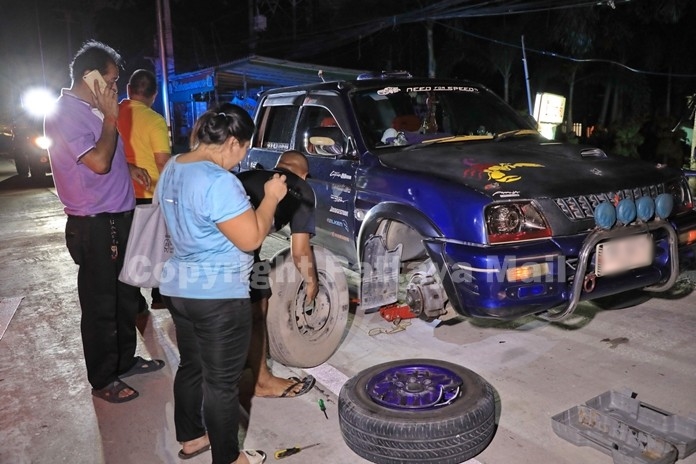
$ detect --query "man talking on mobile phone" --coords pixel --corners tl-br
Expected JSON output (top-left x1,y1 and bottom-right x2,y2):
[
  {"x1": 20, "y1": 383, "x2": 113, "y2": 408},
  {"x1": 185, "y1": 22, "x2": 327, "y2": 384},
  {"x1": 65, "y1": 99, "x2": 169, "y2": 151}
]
[{"x1": 44, "y1": 40, "x2": 164, "y2": 404}]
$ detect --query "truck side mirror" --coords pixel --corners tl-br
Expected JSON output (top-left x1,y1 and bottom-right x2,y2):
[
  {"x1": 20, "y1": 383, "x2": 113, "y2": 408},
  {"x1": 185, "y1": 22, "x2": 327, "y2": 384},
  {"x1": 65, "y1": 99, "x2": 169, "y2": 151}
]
[{"x1": 305, "y1": 126, "x2": 345, "y2": 156}]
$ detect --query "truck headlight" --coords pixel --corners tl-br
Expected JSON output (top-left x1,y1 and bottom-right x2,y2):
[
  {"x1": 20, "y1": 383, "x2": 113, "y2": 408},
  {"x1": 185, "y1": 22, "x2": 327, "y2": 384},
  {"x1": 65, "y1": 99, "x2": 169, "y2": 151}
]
[
  {"x1": 665, "y1": 177, "x2": 693, "y2": 213},
  {"x1": 485, "y1": 202, "x2": 552, "y2": 244}
]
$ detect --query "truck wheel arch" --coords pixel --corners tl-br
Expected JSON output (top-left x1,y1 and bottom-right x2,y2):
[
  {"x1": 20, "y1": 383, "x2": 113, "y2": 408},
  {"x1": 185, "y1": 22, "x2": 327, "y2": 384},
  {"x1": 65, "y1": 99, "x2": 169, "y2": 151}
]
[
  {"x1": 357, "y1": 202, "x2": 472, "y2": 317},
  {"x1": 356, "y1": 202, "x2": 442, "y2": 266}
]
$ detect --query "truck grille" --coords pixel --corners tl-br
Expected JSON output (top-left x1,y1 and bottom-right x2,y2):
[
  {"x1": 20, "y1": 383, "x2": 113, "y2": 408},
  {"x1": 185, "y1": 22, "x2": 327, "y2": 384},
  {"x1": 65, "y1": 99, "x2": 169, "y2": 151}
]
[{"x1": 554, "y1": 183, "x2": 666, "y2": 221}]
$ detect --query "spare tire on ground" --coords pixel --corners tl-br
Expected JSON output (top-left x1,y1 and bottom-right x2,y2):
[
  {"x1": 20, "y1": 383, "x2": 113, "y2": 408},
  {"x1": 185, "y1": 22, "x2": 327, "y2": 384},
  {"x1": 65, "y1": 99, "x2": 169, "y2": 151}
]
[{"x1": 339, "y1": 359, "x2": 496, "y2": 464}]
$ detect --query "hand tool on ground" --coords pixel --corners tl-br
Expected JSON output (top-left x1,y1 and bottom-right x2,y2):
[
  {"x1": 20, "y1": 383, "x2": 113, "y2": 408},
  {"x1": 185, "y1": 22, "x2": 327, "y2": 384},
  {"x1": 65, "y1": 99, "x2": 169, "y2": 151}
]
[
  {"x1": 318, "y1": 399, "x2": 328, "y2": 419},
  {"x1": 274, "y1": 443, "x2": 320, "y2": 459}
]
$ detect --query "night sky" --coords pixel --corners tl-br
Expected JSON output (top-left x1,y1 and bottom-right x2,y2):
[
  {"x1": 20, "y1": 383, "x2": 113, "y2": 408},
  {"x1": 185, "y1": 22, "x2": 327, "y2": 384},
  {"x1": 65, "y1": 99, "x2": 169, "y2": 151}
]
[{"x1": 1, "y1": 0, "x2": 695, "y2": 126}]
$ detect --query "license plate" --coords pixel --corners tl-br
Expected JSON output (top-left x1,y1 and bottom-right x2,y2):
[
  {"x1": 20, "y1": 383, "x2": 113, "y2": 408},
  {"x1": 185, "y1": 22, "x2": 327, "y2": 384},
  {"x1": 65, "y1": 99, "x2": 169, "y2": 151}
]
[{"x1": 595, "y1": 234, "x2": 653, "y2": 277}]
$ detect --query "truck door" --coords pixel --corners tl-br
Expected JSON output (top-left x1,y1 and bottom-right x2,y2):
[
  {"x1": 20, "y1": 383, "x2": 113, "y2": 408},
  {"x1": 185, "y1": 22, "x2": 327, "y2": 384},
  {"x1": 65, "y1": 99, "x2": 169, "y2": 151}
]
[{"x1": 294, "y1": 98, "x2": 359, "y2": 265}]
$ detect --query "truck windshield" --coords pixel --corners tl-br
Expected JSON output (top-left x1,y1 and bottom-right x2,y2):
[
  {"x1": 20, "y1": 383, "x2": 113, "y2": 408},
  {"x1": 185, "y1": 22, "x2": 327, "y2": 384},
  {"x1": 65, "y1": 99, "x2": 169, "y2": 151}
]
[{"x1": 351, "y1": 84, "x2": 536, "y2": 149}]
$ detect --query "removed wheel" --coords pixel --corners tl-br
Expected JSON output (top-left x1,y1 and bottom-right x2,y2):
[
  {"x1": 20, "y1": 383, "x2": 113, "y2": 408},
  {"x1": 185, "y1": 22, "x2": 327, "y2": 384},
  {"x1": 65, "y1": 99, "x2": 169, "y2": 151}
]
[
  {"x1": 339, "y1": 359, "x2": 496, "y2": 464},
  {"x1": 267, "y1": 245, "x2": 350, "y2": 368}
]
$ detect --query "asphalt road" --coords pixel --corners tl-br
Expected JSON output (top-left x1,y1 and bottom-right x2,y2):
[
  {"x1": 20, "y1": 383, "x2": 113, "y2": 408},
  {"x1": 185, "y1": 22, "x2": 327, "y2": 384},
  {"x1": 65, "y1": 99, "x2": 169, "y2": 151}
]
[{"x1": 0, "y1": 155, "x2": 694, "y2": 464}]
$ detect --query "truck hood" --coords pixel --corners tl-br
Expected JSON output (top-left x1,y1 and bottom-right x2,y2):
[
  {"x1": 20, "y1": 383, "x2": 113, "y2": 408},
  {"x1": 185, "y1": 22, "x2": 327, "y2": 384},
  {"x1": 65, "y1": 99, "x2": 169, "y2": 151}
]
[{"x1": 377, "y1": 139, "x2": 679, "y2": 199}]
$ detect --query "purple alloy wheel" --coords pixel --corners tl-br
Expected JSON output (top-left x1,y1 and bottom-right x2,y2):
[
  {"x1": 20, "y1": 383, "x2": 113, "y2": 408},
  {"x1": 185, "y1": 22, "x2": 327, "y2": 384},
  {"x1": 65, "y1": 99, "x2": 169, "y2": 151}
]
[
  {"x1": 366, "y1": 363, "x2": 464, "y2": 410},
  {"x1": 339, "y1": 359, "x2": 496, "y2": 463}
]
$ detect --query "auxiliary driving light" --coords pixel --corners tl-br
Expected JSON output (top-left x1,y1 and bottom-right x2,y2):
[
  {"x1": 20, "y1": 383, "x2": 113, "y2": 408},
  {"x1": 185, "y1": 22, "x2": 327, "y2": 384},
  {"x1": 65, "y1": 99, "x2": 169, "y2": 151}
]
[
  {"x1": 616, "y1": 198, "x2": 637, "y2": 225},
  {"x1": 655, "y1": 193, "x2": 673, "y2": 219},
  {"x1": 635, "y1": 196, "x2": 655, "y2": 222},
  {"x1": 594, "y1": 202, "x2": 616, "y2": 229}
]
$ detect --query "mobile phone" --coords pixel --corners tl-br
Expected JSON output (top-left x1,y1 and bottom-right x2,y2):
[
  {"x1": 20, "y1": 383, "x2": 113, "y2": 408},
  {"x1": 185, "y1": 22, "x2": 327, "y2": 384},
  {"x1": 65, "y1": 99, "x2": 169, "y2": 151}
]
[{"x1": 83, "y1": 69, "x2": 108, "y2": 95}]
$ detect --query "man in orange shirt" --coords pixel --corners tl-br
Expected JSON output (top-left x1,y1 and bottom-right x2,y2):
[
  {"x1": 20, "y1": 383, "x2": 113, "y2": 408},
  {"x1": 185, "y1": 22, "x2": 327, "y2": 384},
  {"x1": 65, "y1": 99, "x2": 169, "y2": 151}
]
[{"x1": 118, "y1": 69, "x2": 171, "y2": 310}]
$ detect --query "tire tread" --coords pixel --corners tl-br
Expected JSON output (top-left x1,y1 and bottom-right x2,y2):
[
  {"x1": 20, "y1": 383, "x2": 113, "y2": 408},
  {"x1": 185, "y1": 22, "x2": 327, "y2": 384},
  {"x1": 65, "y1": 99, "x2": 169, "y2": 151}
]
[{"x1": 339, "y1": 360, "x2": 496, "y2": 464}]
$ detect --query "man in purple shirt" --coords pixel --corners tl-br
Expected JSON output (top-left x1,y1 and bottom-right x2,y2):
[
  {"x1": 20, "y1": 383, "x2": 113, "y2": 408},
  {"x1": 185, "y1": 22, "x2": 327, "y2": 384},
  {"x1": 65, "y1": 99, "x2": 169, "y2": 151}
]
[{"x1": 45, "y1": 40, "x2": 164, "y2": 403}]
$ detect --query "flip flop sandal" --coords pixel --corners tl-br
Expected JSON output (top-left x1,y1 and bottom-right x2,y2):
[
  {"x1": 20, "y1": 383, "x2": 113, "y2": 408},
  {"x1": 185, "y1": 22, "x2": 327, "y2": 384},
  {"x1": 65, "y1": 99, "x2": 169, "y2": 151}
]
[
  {"x1": 280, "y1": 375, "x2": 316, "y2": 398},
  {"x1": 240, "y1": 449, "x2": 267, "y2": 464},
  {"x1": 178, "y1": 444, "x2": 211, "y2": 460},
  {"x1": 120, "y1": 356, "x2": 166, "y2": 378},
  {"x1": 91, "y1": 379, "x2": 139, "y2": 404}
]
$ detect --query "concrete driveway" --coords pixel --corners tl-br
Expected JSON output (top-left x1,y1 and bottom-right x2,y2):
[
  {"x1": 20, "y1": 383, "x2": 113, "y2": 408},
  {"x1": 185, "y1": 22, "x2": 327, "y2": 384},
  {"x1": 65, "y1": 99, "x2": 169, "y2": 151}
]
[{"x1": 0, "y1": 156, "x2": 694, "y2": 464}]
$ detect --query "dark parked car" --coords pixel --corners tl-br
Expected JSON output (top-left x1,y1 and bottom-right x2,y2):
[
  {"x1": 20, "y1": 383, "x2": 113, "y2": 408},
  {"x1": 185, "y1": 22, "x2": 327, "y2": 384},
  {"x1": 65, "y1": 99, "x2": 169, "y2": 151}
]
[
  {"x1": 0, "y1": 124, "x2": 12, "y2": 153},
  {"x1": 11, "y1": 120, "x2": 51, "y2": 178}
]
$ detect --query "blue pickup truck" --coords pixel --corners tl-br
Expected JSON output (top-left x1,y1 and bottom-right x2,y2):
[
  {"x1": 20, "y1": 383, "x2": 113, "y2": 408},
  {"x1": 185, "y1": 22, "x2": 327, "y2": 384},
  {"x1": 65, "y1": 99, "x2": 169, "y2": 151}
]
[{"x1": 241, "y1": 72, "x2": 696, "y2": 369}]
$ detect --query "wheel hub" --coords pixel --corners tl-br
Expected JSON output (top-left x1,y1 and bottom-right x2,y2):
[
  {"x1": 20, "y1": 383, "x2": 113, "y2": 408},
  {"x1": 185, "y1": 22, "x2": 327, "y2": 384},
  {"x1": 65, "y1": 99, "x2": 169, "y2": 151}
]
[
  {"x1": 294, "y1": 281, "x2": 330, "y2": 336},
  {"x1": 367, "y1": 364, "x2": 463, "y2": 410},
  {"x1": 404, "y1": 268, "x2": 448, "y2": 319}
]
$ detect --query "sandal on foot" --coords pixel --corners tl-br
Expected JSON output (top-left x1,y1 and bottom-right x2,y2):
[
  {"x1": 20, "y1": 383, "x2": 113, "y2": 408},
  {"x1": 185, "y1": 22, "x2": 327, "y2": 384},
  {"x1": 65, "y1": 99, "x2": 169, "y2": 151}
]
[
  {"x1": 178, "y1": 444, "x2": 211, "y2": 460},
  {"x1": 120, "y1": 356, "x2": 165, "y2": 378},
  {"x1": 280, "y1": 375, "x2": 316, "y2": 398},
  {"x1": 240, "y1": 449, "x2": 266, "y2": 464},
  {"x1": 92, "y1": 379, "x2": 139, "y2": 404}
]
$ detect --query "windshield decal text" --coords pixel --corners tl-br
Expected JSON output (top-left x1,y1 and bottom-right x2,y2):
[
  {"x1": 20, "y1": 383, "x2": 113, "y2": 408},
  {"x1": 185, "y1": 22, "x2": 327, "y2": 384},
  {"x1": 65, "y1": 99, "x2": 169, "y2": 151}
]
[{"x1": 406, "y1": 86, "x2": 479, "y2": 93}]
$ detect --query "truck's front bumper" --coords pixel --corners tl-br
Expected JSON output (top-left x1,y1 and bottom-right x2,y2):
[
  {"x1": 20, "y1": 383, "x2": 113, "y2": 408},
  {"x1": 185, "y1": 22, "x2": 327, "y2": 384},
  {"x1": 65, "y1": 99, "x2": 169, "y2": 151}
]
[{"x1": 425, "y1": 218, "x2": 688, "y2": 320}]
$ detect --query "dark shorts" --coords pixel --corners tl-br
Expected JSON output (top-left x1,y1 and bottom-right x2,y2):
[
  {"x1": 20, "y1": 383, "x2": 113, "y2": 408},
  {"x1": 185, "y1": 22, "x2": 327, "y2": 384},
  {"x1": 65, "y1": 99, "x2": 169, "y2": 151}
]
[{"x1": 249, "y1": 250, "x2": 272, "y2": 303}]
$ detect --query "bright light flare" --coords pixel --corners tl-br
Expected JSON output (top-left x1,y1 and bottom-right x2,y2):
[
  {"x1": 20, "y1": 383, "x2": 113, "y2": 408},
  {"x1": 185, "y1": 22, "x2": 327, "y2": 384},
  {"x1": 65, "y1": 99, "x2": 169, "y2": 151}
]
[
  {"x1": 35, "y1": 135, "x2": 52, "y2": 150},
  {"x1": 22, "y1": 87, "x2": 57, "y2": 118}
]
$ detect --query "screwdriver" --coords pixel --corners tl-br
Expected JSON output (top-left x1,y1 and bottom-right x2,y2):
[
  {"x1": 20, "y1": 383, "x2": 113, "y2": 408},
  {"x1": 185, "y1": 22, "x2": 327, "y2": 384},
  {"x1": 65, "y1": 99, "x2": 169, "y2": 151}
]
[
  {"x1": 274, "y1": 443, "x2": 320, "y2": 460},
  {"x1": 318, "y1": 399, "x2": 328, "y2": 419}
]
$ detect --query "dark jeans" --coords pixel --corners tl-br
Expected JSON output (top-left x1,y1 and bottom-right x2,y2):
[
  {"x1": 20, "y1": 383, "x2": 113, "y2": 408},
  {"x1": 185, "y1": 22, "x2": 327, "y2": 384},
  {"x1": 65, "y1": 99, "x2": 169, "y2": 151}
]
[
  {"x1": 135, "y1": 197, "x2": 161, "y2": 304},
  {"x1": 163, "y1": 295, "x2": 252, "y2": 464},
  {"x1": 65, "y1": 212, "x2": 141, "y2": 390}
]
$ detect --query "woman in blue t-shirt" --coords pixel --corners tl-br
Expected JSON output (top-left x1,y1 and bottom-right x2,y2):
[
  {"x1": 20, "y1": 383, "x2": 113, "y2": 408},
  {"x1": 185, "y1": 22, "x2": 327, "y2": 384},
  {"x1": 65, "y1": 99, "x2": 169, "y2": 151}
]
[{"x1": 157, "y1": 104, "x2": 286, "y2": 464}]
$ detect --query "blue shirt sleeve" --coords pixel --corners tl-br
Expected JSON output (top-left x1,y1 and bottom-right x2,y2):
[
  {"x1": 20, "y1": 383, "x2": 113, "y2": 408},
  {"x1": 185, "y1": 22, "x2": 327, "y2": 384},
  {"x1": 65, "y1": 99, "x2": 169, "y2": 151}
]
[{"x1": 208, "y1": 171, "x2": 251, "y2": 224}]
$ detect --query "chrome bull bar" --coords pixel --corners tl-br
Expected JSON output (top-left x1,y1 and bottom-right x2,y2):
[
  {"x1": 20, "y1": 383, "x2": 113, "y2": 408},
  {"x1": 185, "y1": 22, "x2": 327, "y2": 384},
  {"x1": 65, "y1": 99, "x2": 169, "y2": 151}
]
[{"x1": 541, "y1": 220, "x2": 678, "y2": 321}]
